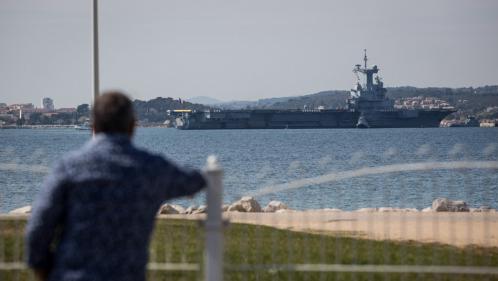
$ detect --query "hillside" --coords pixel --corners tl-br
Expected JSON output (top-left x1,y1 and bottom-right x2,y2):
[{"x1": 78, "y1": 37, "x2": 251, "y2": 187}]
[
  {"x1": 267, "y1": 90, "x2": 349, "y2": 110},
  {"x1": 246, "y1": 86, "x2": 498, "y2": 120},
  {"x1": 75, "y1": 86, "x2": 498, "y2": 125},
  {"x1": 185, "y1": 96, "x2": 223, "y2": 105},
  {"x1": 386, "y1": 86, "x2": 498, "y2": 120},
  {"x1": 133, "y1": 97, "x2": 208, "y2": 124}
]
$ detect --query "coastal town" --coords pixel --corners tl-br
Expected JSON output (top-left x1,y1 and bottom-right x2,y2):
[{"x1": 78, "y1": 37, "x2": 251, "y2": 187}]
[
  {"x1": 0, "y1": 98, "x2": 88, "y2": 128},
  {"x1": 393, "y1": 96, "x2": 498, "y2": 127},
  {"x1": 1, "y1": 94, "x2": 497, "y2": 128}
]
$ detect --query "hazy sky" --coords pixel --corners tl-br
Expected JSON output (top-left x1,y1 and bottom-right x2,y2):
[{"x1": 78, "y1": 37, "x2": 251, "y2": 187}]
[{"x1": 1, "y1": 0, "x2": 498, "y2": 107}]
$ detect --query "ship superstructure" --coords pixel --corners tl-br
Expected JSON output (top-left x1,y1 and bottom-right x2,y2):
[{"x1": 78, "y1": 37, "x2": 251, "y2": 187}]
[
  {"x1": 348, "y1": 49, "x2": 394, "y2": 112},
  {"x1": 347, "y1": 50, "x2": 454, "y2": 128}
]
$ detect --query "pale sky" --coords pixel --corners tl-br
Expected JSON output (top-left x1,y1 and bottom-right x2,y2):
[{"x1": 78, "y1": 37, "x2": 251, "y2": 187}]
[{"x1": 1, "y1": 0, "x2": 497, "y2": 107}]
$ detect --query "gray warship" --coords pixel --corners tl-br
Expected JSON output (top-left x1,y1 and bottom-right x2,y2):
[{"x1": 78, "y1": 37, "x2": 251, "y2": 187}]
[
  {"x1": 347, "y1": 50, "x2": 454, "y2": 128},
  {"x1": 172, "y1": 51, "x2": 454, "y2": 129},
  {"x1": 172, "y1": 109, "x2": 360, "y2": 129}
]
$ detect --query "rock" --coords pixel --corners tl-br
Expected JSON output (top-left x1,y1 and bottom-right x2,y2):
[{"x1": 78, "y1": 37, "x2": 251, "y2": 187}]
[
  {"x1": 9, "y1": 205, "x2": 32, "y2": 214},
  {"x1": 422, "y1": 207, "x2": 433, "y2": 212},
  {"x1": 222, "y1": 204, "x2": 230, "y2": 212},
  {"x1": 355, "y1": 208, "x2": 378, "y2": 212},
  {"x1": 321, "y1": 208, "x2": 342, "y2": 212},
  {"x1": 192, "y1": 205, "x2": 207, "y2": 214},
  {"x1": 185, "y1": 206, "x2": 198, "y2": 214},
  {"x1": 479, "y1": 205, "x2": 492, "y2": 211},
  {"x1": 275, "y1": 209, "x2": 295, "y2": 213},
  {"x1": 431, "y1": 198, "x2": 469, "y2": 212},
  {"x1": 227, "y1": 196, "x2": 262, "y2": 212},
  {"x1": 227, "y1": 204, "x2": 244, "y2": 212},
  {"x1": 158, "y1": 204, "x2": 185, "y2": 215},
  {"x1": 378, "y1": 207, "x2": 419, "y2": 212},
  {"x1": 305, "y1": 208, "x2": 342, "y2": 212},
  {"x1": 173, "y1": 205, "x2": 186, "y2": 214},
  {"x1": 471, "y1": 206, "x2": 496, "y2": 213},
  {"x1": 263, "y1": 201, "x2": 288, "y2": 213}
]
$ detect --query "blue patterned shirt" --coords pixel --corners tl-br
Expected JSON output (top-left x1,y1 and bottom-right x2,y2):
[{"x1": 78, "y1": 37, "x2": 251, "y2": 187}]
[{"x1": 26, "y1": 133, "x2": 206, "y2": 281}]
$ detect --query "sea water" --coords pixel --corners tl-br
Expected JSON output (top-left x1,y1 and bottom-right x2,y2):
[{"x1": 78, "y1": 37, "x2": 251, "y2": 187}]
[{"x1": 1, "y1": 127, "x2": 497, "y2": 212}]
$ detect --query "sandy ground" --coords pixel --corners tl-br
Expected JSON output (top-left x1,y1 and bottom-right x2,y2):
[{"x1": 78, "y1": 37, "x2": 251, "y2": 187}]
[
  {"x1": 3, "y1": 211, "x2": 497, "y2": 248},
  {"x1": 163, "y1": 211, "x2": 498, "y2": 248}
]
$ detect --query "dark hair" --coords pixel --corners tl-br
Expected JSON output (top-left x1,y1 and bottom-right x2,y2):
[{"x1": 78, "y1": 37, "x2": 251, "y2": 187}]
[{"x1": 92, "y1": 91, "x2": 135, "y2": 134}]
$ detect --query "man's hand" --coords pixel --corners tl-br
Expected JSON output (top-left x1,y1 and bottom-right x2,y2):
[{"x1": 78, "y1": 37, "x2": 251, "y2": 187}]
[{"x1": 33, "y1": 268, "x2": 50, "y2": 281}]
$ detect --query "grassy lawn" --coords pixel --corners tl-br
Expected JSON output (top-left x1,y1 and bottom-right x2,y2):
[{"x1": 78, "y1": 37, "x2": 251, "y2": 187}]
[{"x1": 1, "y1": 217, "x2": 497, "y2": 281}]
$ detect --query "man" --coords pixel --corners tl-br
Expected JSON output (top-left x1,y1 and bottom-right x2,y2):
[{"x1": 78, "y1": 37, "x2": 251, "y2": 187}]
[{"x1": 26, "y1": 91, "x2": 206, "y2": 281}]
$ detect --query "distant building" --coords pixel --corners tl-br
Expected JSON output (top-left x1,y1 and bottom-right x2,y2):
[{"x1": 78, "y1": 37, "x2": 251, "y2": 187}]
[
  {"x1": 56, "y1": 107, "x2": 76, "y2": 113},
  {"x1": 42, "y1": 97, "x2": 55, "y2": 111},
  {"x1": 10, "y1": 103, "x2": 34, "y2": 110},
  {"x1": 480, "y1": 119, "x2": 498, "y2": 127},
  {"x1": 394, "y1": 96, "x2": 454, "y2": 110}
]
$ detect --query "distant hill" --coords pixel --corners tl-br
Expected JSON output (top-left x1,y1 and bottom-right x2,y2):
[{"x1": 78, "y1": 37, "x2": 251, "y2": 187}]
[
  {"x1": 215, "y1": 100, "x2": 256, "y2": 109},
  {"x1": 186, "y1": 96, "x2": 223, "y2": 105},
  {"x1": 267, "y1": 91, "x2": 349, "y2": 110},
  {"x1": 131, "y1": 85, "x2": 498, "y2": 124},
  {"x1": 133, "y1": 97, "x2": 208, "y2": 124},
  {"x1": 216, "y1": 96, "x2": 294, "y2": 109},
  {"x1": 257, "y1": 86, "x2": 498, "y2": 120}
]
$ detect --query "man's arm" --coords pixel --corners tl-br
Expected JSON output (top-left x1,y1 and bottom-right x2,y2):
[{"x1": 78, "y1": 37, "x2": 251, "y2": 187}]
[
  {"x1": 162, "y1": 162, "x2": 207, "y2": 200},
  {"x1": 25, "y1": 161, "x2": 68, "y2": 279}
]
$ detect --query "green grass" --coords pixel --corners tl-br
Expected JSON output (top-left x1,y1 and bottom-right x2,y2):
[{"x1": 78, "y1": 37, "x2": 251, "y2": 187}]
[{"x1": 1, "y1": 217, "x2": 497, "y2": 281}]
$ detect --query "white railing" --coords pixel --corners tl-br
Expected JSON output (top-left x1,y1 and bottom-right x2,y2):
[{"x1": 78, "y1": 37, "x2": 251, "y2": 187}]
[
  {"x1": 1, "y1": 154, "x2": 498, "y2": 281},
  {"x1": 204, "y1": 156, "x2": 224, "y2": 281}
]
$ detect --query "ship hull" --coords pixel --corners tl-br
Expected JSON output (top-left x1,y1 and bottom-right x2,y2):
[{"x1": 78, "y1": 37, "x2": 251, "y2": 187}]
[
  {"x1": 174, "y1": 109, "x2": 454, "y2": 130},
  {"x1": 176, "y1": 110, "x2": 360, "y2": 130},
  {"x1": 359, "y1": 110, "x2": 454, "y2": 128}
]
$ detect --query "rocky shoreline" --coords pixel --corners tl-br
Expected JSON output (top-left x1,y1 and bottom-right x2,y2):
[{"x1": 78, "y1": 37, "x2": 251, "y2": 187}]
[
  {"x1": 156, "y1": 197, "x2": 496, "y2": 215},
  {"x1": 6, "y1": 197, "x2": 497, "y2": 248},
  {"x1": 6, "y1": 197, "x2": 496, "y2": 215}
]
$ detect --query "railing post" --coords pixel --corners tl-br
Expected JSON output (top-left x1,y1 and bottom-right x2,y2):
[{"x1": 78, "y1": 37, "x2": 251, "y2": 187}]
[{"x1": 204, "y1": 155, "x2": 224, "y2": 281}]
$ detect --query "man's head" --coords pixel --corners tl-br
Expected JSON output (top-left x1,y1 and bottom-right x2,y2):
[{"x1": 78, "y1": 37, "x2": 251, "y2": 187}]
[{"x1": 92, "y1": 91, "x2": 135, "y2": 136}]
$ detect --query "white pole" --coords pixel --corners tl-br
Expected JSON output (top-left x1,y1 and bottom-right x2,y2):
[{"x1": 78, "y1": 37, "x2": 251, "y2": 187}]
[
  {"x1": 92, "y1": 0, "x2": 100, "y2": 102},
  {"x1": 204, "y1": 155, "x2": 224, "y2": 281}
]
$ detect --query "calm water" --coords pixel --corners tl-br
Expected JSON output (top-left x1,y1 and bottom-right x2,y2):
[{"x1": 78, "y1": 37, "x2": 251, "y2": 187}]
[{"x1": 1, "y1": 127, "x2": 497, "y2": 212}]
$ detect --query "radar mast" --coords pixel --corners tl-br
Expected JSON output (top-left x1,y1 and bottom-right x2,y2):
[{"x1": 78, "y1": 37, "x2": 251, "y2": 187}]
[
  {"x1": 363, "y1": 49, "x2": 368, "y2": 69},
  {"x1": 348, "y1": 50, "x2": 392, "y2": 111}
]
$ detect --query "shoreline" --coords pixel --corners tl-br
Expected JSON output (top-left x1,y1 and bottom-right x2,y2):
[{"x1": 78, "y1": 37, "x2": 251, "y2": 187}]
[
  {"x1": 0, "y1": 124, "x2": 171, "y2": 129},
  {"x1": 5, "y1": 197, "x2": 497, "y2": 248},
  {"x1": 160, "y1": 211, "x2": 498, "y2": 248},
  {"x1": 4, "y1": 209, "x2": 497, "y2": 248}
]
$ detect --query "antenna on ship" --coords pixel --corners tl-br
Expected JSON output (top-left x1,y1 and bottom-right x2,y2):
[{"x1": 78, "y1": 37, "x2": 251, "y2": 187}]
[{"x1": 363, "y1": 49, "x2": 368, "y2": 69}]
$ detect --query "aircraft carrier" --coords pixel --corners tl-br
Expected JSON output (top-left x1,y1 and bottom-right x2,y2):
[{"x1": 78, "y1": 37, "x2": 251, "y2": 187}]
[{"x1": 172, "y1": 51, "x2": 454, "y2": 130}]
